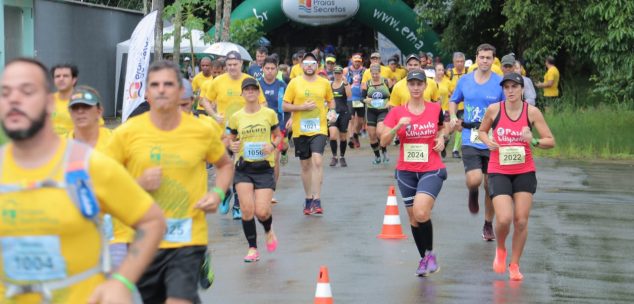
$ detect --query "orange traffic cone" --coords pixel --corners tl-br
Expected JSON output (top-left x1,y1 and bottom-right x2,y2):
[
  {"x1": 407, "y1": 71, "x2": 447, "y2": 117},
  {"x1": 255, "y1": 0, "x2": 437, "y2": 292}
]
[
  {"x1": 314, "y1": 266, "x2": 333, "y2": 304},
  {"x1": 377, "y1": 185, "x2": 407, "y2": 239}
]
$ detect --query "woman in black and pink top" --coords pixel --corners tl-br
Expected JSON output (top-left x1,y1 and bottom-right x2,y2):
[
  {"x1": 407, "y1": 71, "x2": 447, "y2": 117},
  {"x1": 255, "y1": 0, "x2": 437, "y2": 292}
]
[
  {"x1": 478, "y1": 72, "x2": 555, "y2": 281},
  {"x1": 381, "y1": 69, "x2": 448, "y2": 277}
]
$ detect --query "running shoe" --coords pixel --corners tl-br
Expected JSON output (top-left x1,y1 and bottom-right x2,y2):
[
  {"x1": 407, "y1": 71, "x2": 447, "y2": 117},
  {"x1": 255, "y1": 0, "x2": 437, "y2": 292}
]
[
  {"x1": 372, "y1": 157, "x2": 382, "y2": 165},
  {"x1": 312, "y1": 199, "x2": 323, "y2": 215},
  {"x1": 482, "y1": 222, "x2": 495, "y2": 241},
  {"x1": 493, "y1": 248, "x2": 507, "y2": 273},
  {"x1": 303, "y1": 198, "x2": 313, "y2": 215},
  {"x1": 339, "y1": 157, "x2": 348, "y2": 167},
  {"x1": 353, "y1": 137, "x2": 361, "y2": 149},
  {"x1": 468, "y1": 189, "x2": 479, "y2": 214},
  {"x1": 266, "y1": 231, "x2": 278, "y2": 253},
  {"x1": 452, "y1": 150, "x2": 461, "y2": 158},
  {"x1": 329, "y1": 156, "x2": 338, "y2": 167},
  {"x1": 219, "y1": 189, "x2": 232, "y2": 215},
  {"x1": 232, "y1": 206, "x2": 242, "y2": 220},
  {"x1": 424, "y1": 251, "x2": 439, "y2": 275},
  {"x1": 348, "y1": 139, "x2": 355, "y2": 149},
  {"x1": 509, "y1": 263, "x2": 523, "y2": 281},
  {"x1": 415, "y1": 258, "x2": 427, "y2": 276},
  {"x1": 244, "y1": 247, "x2": 260, "y2": 263},
  {"x1": 199, "y1": 250, "x2": 215, "y2": 289},
  {"x1": 382, "y1": 153, "x2": 390, "y2": 164},
  {"x1": 280, "y1": 153, "x2": 288, "y2": 166}
]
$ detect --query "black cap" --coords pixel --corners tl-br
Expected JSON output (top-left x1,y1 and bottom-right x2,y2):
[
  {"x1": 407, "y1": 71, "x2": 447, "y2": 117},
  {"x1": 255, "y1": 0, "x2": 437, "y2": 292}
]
[
  {"x1": 405, "y1": 53, "x2": 420, "y2": 64},
  {"x1": 226, "y1": 50, "x2": 242, "y2": 61},
  {"x1": 406, "y1": 69, "x2": 427, "y2": 81},
  {"x1": 241, "y1": 77, "x2": 259, "y2": 90},
  {"x1": 500, "y1": 72, "x2": 524, "y2": 87},
  {"x1": 302, "y1": 52, "x2": 317, "y2": 61}
]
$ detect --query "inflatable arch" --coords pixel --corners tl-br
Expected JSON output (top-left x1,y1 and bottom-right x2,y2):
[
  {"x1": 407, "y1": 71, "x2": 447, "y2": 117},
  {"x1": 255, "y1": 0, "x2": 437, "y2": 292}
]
[{"x1": 209, "y1": 0, "x2": 440, "y2": 56}]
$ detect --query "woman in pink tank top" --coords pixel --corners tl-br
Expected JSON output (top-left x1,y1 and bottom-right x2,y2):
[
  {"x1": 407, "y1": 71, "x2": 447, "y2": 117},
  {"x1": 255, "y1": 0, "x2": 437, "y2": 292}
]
[{"x1": 478, "y1": 72, "x2": 555, "y2": 281}]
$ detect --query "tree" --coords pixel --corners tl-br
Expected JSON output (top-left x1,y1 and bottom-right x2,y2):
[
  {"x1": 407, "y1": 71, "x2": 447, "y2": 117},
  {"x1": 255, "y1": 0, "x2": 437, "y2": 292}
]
[
  {"x1": 221, "y1": 0, "x2": 232, "y2": 41},
  {"x1": 229, "y1": 17, "x2": 264, "y2": 54},
  {"x1": 152, "y1": 0, "x2": 164, "y2": 60},
  {"x1": 164, "y1": 0, "x2": 216, "y2": 66},
  {"x1": 214, "y1": 0, "x2": 222, "y2": 42}
]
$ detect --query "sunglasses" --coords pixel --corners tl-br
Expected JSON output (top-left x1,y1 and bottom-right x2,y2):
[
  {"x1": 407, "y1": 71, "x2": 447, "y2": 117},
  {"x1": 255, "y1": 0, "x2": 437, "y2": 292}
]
[{"x1": 302, "y1": 60, "x2": 317, "y2": 65}]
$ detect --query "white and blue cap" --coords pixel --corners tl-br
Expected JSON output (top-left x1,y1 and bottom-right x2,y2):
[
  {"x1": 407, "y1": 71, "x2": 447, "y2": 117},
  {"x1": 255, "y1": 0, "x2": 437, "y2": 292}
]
[{"x1": 181, "y1": 78, "x2": 194, "y2": 99}]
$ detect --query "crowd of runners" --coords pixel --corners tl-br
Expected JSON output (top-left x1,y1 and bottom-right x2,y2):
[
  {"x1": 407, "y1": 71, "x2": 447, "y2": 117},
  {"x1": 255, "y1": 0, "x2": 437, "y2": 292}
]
[{"x1": 0, "y1": 41, "x2": 556, "y2": 303}]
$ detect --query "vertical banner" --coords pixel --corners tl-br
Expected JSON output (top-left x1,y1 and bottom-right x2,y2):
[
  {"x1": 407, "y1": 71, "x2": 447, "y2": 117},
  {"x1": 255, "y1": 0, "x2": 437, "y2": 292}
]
[
  {"x1": 122, "y1": 10, "x2": 157, "y2": 122},
  {"x1": 377, "y1": 32, "x2": 401, "y2": 65}
]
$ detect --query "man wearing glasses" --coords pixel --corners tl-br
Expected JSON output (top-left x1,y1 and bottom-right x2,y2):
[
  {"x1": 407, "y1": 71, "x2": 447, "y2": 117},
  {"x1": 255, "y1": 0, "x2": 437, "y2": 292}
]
[{"x1": 283, "y1": 53, "x2": 336, "y2": 216}]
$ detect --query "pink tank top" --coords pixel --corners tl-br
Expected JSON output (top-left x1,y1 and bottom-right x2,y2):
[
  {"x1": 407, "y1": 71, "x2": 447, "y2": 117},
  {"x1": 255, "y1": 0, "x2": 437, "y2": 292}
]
[{"x1": 488, "y1": 102, "x2": 536, "y2": 174}]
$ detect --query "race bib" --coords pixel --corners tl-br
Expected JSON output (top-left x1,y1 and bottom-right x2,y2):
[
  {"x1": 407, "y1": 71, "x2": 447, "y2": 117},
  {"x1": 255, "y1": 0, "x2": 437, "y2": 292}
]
[
  {"x1": 470, "y1": 128, "x2": 492, "y2": 144},
  {"x1": 2, "y1": 236, "x2": 67, "y2": 281},
  {"x1": 371, "y1": 99, "x2": 386, "y2": 108},
  {"x1": 499, "y1": 146, "x2": 526, "y2": 165},
  {"x1": 352, "y1": 100, "x2": 364, "y2": 108},
  {"x1": 300, "y1": 118, "x2": 320, "y2": 133},
  {"x1": 404, "y1": 144, "x2": 429, "y2": 162},
  {"x1": 164, "y1": 218, "x2": 193, "y2": 243},
  {"x1": 244, "y1": 142, "x2": 266, "y2": 161}
]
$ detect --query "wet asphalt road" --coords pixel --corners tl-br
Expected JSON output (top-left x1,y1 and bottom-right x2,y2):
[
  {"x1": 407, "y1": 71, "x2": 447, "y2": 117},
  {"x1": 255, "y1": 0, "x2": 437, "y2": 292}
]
[{"x1": 200, "y1": 142, "x2": 634, "y2": 304}]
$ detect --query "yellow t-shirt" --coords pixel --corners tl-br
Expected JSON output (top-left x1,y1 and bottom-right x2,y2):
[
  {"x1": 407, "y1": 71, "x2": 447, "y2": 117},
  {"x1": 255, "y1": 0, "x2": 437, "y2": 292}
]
[
  {"x1": 543, "y1": 66, "x2": 560, "y2": 97},
  {"x1": 106, "y1": 112, "x2": 225, "y2": 249},
  {"x1": 468, "y1": 63, "x2": 504, "y2": 76},
  {"x1": 388, "y1": 78, "x2": 440, "y2": 107},
  {"x1": 200, "y1": 78, "x2": 214, "y2": 103},
  {"x1": 394, "y1": 68, "x2": 408, "y2": 81},
  {"x1": 66, "y1": 127, "x2": 112, "y2": 153},
  {"x1": 283, "y1": 76, "x2": 333, "y2": 138},
  {"x1": 52, "y1": 93, "x2": 73, "y2": 136},
  {"x1": 446, "y1": 68, "x2": 466, "y2": 110},
  {"x1": 362, "y1": 65, "x2": 394, "y2": 84},
  {"x1": 290, "y1": 63, "x2": 303, "y2": 79},
  {"x1": 191, "y1": 72, "x2": 212, "y2": 93},
  {"x1": 0, "y1": 139, "x2": 153, "y2": 303},
  {"x1": 436, "y1": 76, "x2": 452, "y2": 111},
  {"x1": 203, "y1": 73, "x2": 266, "y2": 124},
  {"x1": 228, "y1": 107, "x2": 279, "y2": 167}
]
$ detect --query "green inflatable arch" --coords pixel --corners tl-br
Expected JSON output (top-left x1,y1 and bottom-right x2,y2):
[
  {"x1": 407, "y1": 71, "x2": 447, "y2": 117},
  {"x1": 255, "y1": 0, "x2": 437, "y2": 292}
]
[{"x1": 209, "y1": 0, "x2": 440, "y2": 56}]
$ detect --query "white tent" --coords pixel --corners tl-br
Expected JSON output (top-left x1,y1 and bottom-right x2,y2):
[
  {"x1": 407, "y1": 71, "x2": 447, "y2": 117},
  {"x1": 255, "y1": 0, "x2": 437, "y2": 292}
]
[{"x1": 114, "y1": 25, "x2": 213, "y2": 114}]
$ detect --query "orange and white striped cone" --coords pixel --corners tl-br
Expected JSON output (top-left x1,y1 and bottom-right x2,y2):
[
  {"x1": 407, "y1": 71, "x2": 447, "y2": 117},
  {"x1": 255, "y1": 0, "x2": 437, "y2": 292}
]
[
  {"x1": 377, "y1": 185, "x2": 407, "y2": 239},
  {"x1": 314, "y1": 266, "x2": 333, "y2": 304}
]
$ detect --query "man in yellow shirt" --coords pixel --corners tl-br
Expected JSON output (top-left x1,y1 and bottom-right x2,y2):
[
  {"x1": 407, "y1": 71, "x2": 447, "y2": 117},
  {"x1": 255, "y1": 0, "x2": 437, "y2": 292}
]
[
  {"x1": 50, "y1": 64, "x2": 78, "y2": 135},
  {"x1": 289, "y1": 51, "x2": 304, "y2": 79},
  {"x1": 536, "y1": 56, "x2": 560, "y2": 111},
  {"x1": 388, "y1": 56, "x2": 407, "y2": 82},
  {"x1": 202, "y1": 51, "x2": 266, "y2": 125},
  {"x1": 362, "y1": 52, "x2": 394, "y2": 87},
  {"x1": 446, "y1": 52, "x2": 468, "y2": 159},
  {"x1": 191, "y1": 57, "x2": 213, "y2": 114},
  {"x1": 107, "y1": 60, "x2": 233, "y2": 304},
  {"x1": 0, "y1": 58, "x2": 165, "y2": 304},
  {"x1": 388, "y1": 54, "x2": 440, "y2": 107},
  {"x1": 283, "y1": 52, "x2": 336, "y2": 215}
]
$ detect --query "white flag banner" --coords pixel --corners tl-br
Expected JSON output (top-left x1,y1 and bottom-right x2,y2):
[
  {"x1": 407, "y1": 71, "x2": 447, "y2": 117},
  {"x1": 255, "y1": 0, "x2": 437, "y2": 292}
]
[
  {"x1": 122, "y1": 10, "x2": 157, "y2": 122},
  {"x1": 377, "y1": 32, "x2": 401, "y2": 65}
]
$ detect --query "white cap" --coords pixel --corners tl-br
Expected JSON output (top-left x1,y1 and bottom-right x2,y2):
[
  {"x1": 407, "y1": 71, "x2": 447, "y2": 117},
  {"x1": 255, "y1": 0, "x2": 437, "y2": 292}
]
[
  {"x1": 184, "y1": 56, "x2": 191, "y2": 61},
  {"x1": 465, "y1": 59, "x2": 473, "y2": 68}
]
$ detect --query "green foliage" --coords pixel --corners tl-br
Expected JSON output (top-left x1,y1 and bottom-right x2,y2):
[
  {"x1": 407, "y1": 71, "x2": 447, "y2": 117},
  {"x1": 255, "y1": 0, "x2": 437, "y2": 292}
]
[
  {"x1": 229, "y1": 17, "x2": 264, "y2": 54},
  {"x1": 164, "y1": 0, "x2": 216, "y2": 43},
  {"x1": 417, "y1": 0, "x2": 634, "y2": 105}
]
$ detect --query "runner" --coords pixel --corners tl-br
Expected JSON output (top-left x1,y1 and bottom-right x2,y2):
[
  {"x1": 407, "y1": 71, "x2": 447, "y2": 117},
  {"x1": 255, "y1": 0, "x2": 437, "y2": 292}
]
[
  {"x1": 258, "y1": 56, "x2": 290, "y2": 203},
  {"x1": 283, "y1": 52, "x2": 336, "y2": 215},
  {"x1": 328, "y1": 65, "x2": 352, "y2": 167},
  {"x1": 449, "y1": 43, "x2": 505, "y2": 241},
  {"x1": 228, "y1": 78, "x2": 282, "y2": 262},
  {"x1": 191, "y1": 57, "x2": 213, "y2": 115},
  {"x1": 343, "y1": 54, "x2": 366, "y2": 149},
  {"x1": 362, "y1": 52, "x2": 394, "y2": 87},
  {"x1": 362, "y1": 64, "x2": 391, "y2": 164},
  {"x1": 247, "y1": 46, "x2": 268, "y2": 79},
  {"x1": 380, "y1": 69, "x2": 448, "y2": 276},
  {"x1": 324, "y1": 54, "x2": 337, "y2": 82},
  {"x1": 446, "y1": 52, "x2": 468, "y2": 159},
  {"x1": 289, "y1": 51, "x2": 305, "y2": 79},
  {"x1": 202, "y1": 51, "x2": 266, "y2": 219},
  {"x1": 0, "y1": 58, "x2": 165, "y2": 303},
  {"x1": 389, "y1": 54, "x2": 440, "y2": 108},
  {"x1": 107, "y1": 60, "x2": 233, "y2": 304},
  {"x1": 433, "y1": 63, "x2": 452, "y2": 158},
  {"x1": 477, "y1": 72, "x2": 555, "y2": 280},
  {"x1": 50, "y1": 63, "x2": 78, "y2": 135}
]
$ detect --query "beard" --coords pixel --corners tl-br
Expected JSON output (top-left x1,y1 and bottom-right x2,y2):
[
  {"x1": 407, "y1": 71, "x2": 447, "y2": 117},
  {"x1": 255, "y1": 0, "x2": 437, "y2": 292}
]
[
  {"x1": 304, "y1": 69, "x2": 315, "y2": 76},
  {"x1": 2, "y1": 108, "x2": 48, "y2": 141}
]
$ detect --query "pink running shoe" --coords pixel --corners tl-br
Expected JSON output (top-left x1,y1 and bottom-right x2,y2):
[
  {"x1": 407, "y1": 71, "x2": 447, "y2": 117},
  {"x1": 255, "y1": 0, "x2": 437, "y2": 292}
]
[{"x1": 244, "y1": 247, "x2": 260, "y2": 263}]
